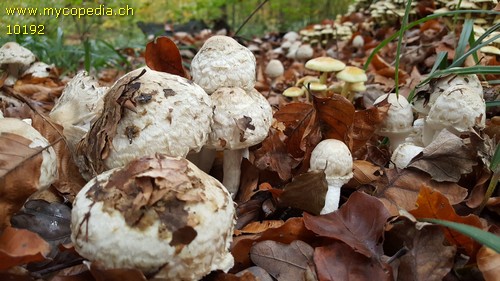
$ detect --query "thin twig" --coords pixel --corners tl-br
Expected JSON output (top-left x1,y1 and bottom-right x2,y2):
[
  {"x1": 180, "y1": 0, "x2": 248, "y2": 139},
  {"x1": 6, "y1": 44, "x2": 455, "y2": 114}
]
[{"x1": 234, "y1": 0, "x2": 269, "y2": 36}]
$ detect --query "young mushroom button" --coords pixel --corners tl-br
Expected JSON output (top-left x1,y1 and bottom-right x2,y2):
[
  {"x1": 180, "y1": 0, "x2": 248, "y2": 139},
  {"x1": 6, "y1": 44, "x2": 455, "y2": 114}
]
[
  {"x1": 309, "y1": 139, "x2": 353, "y2": 214},
  {"x1": 190, "y1": 35, "x2": 256, "y2": 94},
  {"x1": 71, "y1": 155, "x2": 236, "y2": 281}
]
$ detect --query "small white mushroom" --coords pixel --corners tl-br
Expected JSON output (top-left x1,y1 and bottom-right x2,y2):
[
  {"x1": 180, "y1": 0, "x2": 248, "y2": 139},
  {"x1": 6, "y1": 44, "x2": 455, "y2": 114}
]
[
  {"x1": 206, "y1": 87, "x2": 273, "y2": 197},
  {"x1": 308, "y1": 139, "x2": 353, "y2": 214},
  {"x1": 77, "y1": 67, "x2": 213, "y2": 179},
  {"x1": 71, "y1": 155, "x2": 235, "y2": 280},
  {"x1": 49, "y1": 71, "x2": 107, "y2": 153},
  {"x1": 0, "y1": 42, "x2": 36, "y2": 86},
  {"x1": 422, "y1": 84, "x2": 486, "y2": 146},
  {"x1": 390, "y1": 142, "x2": 424, "y2": 169},
  {"x1": 21, "y1": 62, "x2": 54, "y2": 78},
  {"x1": 191, "y1": 35, "x2": 256, "y2": 94},
  {"x1": 295, "y1": 44, "x2": 314, "y2": 61},
  {"x1": 374, "y1": 93, "x2": 414, "y2": 151}
]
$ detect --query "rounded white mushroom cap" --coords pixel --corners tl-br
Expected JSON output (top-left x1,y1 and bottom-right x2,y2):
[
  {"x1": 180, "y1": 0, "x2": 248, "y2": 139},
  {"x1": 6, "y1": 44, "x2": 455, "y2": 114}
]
[
  {"x1": 21, "y1": 62, "x2": 54, "y2": 78},
  {"x1": 424, "y1": 84, "x2": 485, "y2": 144},
  {"x1": 265, "y1": 59, "x2": 284, "y2": 79},
  {"x1": 77, "y1": 67, "x2": 213, "y2": 178},
  {"x1": 191, "y1": 35, "x2": 256, "y2": 94},
  {"x1": 390, "y1": 142, "x2": 424, "y2": 169},
  {"x1": 49, "y1": 71, "x2": 107, "y2": 152},
  {"x1": 71, "y1": 155, "x2": 235, "y2": 280},
  {"x1": 412, "y1": 74, "x2": 483, "y2": 115},
  {"x1": 309, "y1": 139, "x2": 353, "y2": 214},
  {"x1": 0, "y1": 42, "x2": 36, "y2": 86},
  {"x1": 0, "y1": 118, "x2": 58, "y2": 189},
  {"x1": 295, "y1": 44, "x2": 314, "y2": 61},
  {"x1": 206, "y1": 87, "x2": 273, "y2": 150},
  {"x1": 374, "y1": 93, "x2": 414, "y2": 134},
  {"x1": 283, "y1": 31, "x2": 300, "y2": 42}
]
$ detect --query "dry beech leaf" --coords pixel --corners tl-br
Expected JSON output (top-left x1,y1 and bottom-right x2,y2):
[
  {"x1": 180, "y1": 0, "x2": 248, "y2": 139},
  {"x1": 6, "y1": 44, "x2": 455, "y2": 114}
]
[
  {"x1": 273, "y1": 102, "x2": 321, "y2": 159},
  {"x1": 250, "y1": 240, "x2": 314, "y2": 281},
  {"x1": 314, "y1": 241, "x2": 393, "y2": 281},
  {"x1": 238, "y1": 220, "x2": 285, "y2": 235},
  {"x1": 254, "y1": 128, "x2": 301, "y2": 181},
  {"x1": 0, "y1": 132, "x2": 44, "y2": 179},
  {"x1": 303, "y1": 191, "x2": 390, "y2": 258},
  {"x1": 0, "y1": 226, "x2": 50, "y2": 270},
  {"x1": 408, "y1": 129, "x2": 477, "y2": 182},
  {"x1": 313, "y1": 94, "x2": 355, "y2": 142},
  {"x1": 205, "y1": 271, "x2": 258, "y2": 281},
  {"x1": 347, "y1": 102, "x2": 390, "y2": 153},
  {"x1": 277, "y1": 170, "x2": 328, "y2": 215},
  {"x1": 145, "y1": 36, "x2": 188, "y2": 78},
  {"x1": 89, "y1": 262, "x2": 147, "y2": 281},
  {"x1": 346, "y1": 160, "x2": 383, "y2": 188},
  {"x1": 373, "y1": 168, "x2": 468, "y2": 216},
  {"x1": 231, "y1": 217, "x2": 317, "y2": 272},
  {"x1": 477, "y1": 246, "x2": 500, "y2": 281},
  {"x1": 387, "y1": 217, "x2": 456, "y2": 281},
  {"x1": 409, "y1": 186, "x2": 483, "y2": 257}
]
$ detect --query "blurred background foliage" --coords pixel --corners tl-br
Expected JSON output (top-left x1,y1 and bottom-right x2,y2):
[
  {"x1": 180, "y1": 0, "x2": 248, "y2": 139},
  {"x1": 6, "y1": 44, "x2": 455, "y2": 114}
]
[{"x1": 0, "y1": 0, "x2": 351, "y2": 73}]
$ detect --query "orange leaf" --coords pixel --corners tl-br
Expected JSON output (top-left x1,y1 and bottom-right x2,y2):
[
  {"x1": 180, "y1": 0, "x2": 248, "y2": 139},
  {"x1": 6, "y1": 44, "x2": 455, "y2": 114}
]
[
  {"x1": 145, "y1": 36, "x2": 188, "y2": 79},
  {"x1": 0, "y1": 226, "x2": 50, "y2": 270},
  {"x1": 409, "y1": 186, "x2": 483, "y2": 257}
]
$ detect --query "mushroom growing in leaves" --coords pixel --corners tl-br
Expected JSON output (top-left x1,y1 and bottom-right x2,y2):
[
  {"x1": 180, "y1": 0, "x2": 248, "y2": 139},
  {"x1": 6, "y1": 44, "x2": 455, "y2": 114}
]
[
  {"x1": 77, "y1": 67, "x2": 212, "y2": 180},
  {"x1": 206, "y1": 87, "x2": 273, "y2": 197},
  {"x1": 336, "y1": 66, "x2": 368, "y2": 102},
  {"x1": 190, "y1": 35, "x2": 256, "y2": 94},
  {"x1": 0, "y1": 42, "x2": 36, "y2": 86},
  {"x1": 304, "y1": 56, "x2": 346, "y2": 84},
  {"x1": 71, "y1": 154, "x2": 235, "y2": 280},
  {"x1": 308, "y1": 139, "x2": 353, "y2": 214}
]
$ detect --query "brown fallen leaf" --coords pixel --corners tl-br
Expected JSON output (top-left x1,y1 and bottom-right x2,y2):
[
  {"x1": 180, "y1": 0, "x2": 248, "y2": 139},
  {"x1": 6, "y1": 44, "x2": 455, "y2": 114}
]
[
  {"x1": 387, "y1": 217, "x2": 456, "y2": 281},
  {"x1": 314, "y1": 241, "x2": 393, "y2": 281},
  {"x1": 372, "y1": 168, "x2": 468, "y2": 216},
  {"x1": 313, "y1": 94, "x2": 355, "y2": 142},
  {"x1": 408, "y1": 129, "x2": 477, "y2": 182},
  {"x1": 231, "y1": 217, "x2": 317, "y2": 272},
  {"x1": 0, "y1": 226, "x2": 50, "y2": 270},
  {"x1": 347, "y1": 102, "x2": 390, "y2": 153},
  {"x1": 409, "y1": 186, "x2": 483, "y2": 257},
  {"x1": 204, "y1": 271, "x2": 258, "y2": 281},
  {"x1": 254, "y1": 128, "x2": 301, "y2": 181},
  {"x1": 250, "y1": 240, "x2": 315, "y2": 281},
  {"x1": 145, "y1": 36, "x2": 188, "y2": 79},
  {"x1": 345, "y1": 160, "x2": 383, "y2": 188},
  {"x1": 477, "y1": 246, "x2": 500, "y2": 281},
  {"x1": 89, "y1": 262, "x2": 147, "y2": 281},
  {"x1": 237, "y1": 220, "x2": 285, "y2": 235},
  {"x1": 277, "y1": 170, "x2": 328, "y2": 215},
  {"x1": 303, "y1": 191, "x2": 390, "y2": 258}
]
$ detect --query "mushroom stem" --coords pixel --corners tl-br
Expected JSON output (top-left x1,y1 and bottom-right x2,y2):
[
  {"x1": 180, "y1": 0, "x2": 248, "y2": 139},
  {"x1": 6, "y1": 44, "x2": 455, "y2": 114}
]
[
  {"x1": 386, "y1": 133, "x2": 411, "y2": 152},
  {"x1": 319, "y1": 72, "x2": 328, "y2": 84},
  {"x1": 223, "y1": 148, "x2": 245, "y2": 197},
  {"x1": 340, "y1": 82, "x2": 352, "y2": 100},
  {"x1": 321, "y1": 178, "x2": 346, "y2": 214}
]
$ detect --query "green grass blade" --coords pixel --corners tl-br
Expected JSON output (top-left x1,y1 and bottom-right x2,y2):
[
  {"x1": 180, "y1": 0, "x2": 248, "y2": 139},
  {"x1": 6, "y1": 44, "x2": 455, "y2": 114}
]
[
  {"x1": 450, "y1": 32, "x2": 500, "y2": 68},
  {"x1": 420, "y1": 218, "x2": 500, "y2": 253},
  {"x1": 394, "y1": 0, "x2": 413, "y2": 96},
  {"x1": 453, "y1": 19, "x2": 474, "y2": 63},
  {"x1": 83, "y1": 40, "x2": 91, "y2": 72},
  {"x1": 429, "y1": 51, "x2": 448, "y2": 74},
  {"x1": 486, "y1": 100, "x2": 500, "y2": 107}
]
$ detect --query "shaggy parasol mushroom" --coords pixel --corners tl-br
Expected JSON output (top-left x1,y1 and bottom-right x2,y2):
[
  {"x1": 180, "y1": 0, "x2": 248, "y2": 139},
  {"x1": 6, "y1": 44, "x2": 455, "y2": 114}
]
[
  {"x1": 0, "y1": 118, "x2": 58, "y2": 229},
  {"x1": 71, "y1": 154, "x2": 235, "y2": 280},
  {"x1": 309, "y1": 139, "x2": 353, "y2": 214},
  {"x1": 77, "y1": 67, "x2": 212, "y2": 180},
  {"x1": 49, "y1": 71, "x2": 108, "y2": 153},
  {"x1": 305, "y1": 56, "x2": 346, "y2": 84},
  {"x1": 0, "y1": 42, "x2": 36, "y2": 86},
  {"x1": 374, "y1": 93, "x2": 414, "y2": 151},
  {"x1": 190, "y1": 35, "x2": 256, "y2": 94},
  {"x1": 422, "y1": 84, "x2": 485, "y2": 146},
  {"x1": 206, "y1": 87, "x2": 273, "y2": 197}
]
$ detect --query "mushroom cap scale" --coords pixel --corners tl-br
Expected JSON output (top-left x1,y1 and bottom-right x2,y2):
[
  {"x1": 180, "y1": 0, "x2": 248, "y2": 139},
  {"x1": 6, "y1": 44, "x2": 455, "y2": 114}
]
[
  {"x1": 191, "y1": 35, "x2": 256, "y2": 94},
  {"x1": 71, "y1": 155, "x2": 235, "y2": 280},
  {"x1": 207, "y1": 87, "x2": 273, "y2": 150}
]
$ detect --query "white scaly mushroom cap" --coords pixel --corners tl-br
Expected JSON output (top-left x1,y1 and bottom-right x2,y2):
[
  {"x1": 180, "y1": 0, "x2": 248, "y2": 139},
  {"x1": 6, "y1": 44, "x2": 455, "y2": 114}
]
[
  {"x1": 21, "y1": 62, "x2": 54, "y2": 78},
  {"x1": 206, "y1": 87, "x2": 273, "y2": 150},
  {"x1": 71, "y1": 155, "x2": 235, "y2": 280},
  {"x1": 390, "y1": 142, "x2": 424, "y2": 169},
  {"x1": 49, "y1": 71, "x2": 107, "y2": 152},
  {"x1": 104, "y1": 67, "x2": 213, "y2": 169},
  {"x1": 374, "y1": 93, "x2": 414, "y2": 150},
  {"x1": 309, "y1": 139, "x2": 353, "y2": 214},
  {"x1": 0, "y1": 42, "x2": 36, "y2": 86},
  {"x1": 191, "y1": 36, "x2": 256, "y2": 94},
  {"x1": 423, "y1": 84, "x2": 486, "y2": 145},
  {"x1": 412, "y1": 74, "x2": 483, "y2": 116},
  {"x1": 0, "y1": 118, "x2": 57, "y2": 189}
]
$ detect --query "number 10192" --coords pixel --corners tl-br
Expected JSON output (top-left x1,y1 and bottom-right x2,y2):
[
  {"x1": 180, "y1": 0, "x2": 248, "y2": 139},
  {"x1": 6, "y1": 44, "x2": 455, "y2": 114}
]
[{"x1": 6, "y1": 24, "x2": 45, "y2": 35}]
